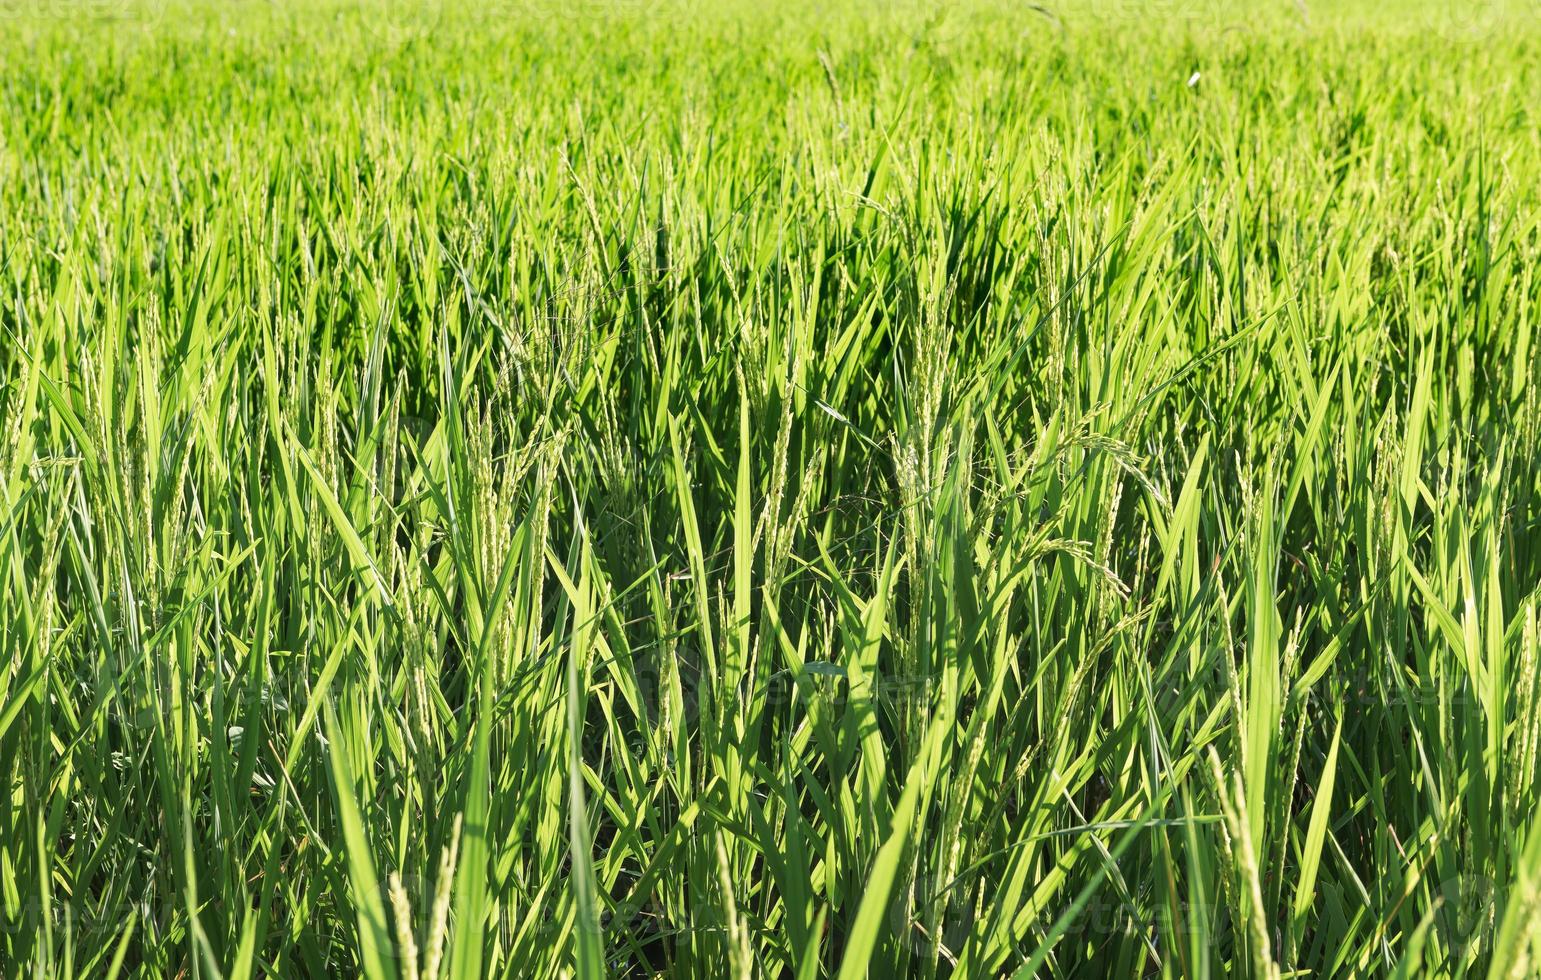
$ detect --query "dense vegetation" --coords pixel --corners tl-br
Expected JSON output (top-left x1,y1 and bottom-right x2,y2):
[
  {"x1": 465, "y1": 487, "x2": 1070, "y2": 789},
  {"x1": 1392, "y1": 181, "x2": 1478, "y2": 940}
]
[{"x1": 2, "y1": 1, "x2": 1539, "y2": 976}]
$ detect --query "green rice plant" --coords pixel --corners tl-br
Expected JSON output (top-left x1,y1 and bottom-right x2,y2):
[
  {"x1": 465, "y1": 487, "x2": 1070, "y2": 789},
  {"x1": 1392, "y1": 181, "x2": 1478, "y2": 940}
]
[{"x1": 1, "y1": 0, "x2": 1539, "y2": 976}]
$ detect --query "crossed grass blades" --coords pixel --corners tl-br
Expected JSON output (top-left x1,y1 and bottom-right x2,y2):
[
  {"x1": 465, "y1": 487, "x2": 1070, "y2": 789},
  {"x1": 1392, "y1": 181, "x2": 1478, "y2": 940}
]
[{"x1": 2, "y1": 0, "x2": 1540, "y2": 976}]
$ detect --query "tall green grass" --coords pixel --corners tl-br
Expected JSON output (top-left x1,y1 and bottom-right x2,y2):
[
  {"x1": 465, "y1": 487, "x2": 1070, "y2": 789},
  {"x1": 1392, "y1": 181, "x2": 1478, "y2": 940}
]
[{"x1": 2, "y1": 0, "x2": 1539, "y2": 975}]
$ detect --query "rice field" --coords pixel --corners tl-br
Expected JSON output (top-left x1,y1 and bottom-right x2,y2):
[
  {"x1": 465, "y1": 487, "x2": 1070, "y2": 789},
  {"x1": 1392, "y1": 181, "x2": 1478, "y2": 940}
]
[{"x1": 2, "y1": 0, "x2": 1540, "y2": 976}]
